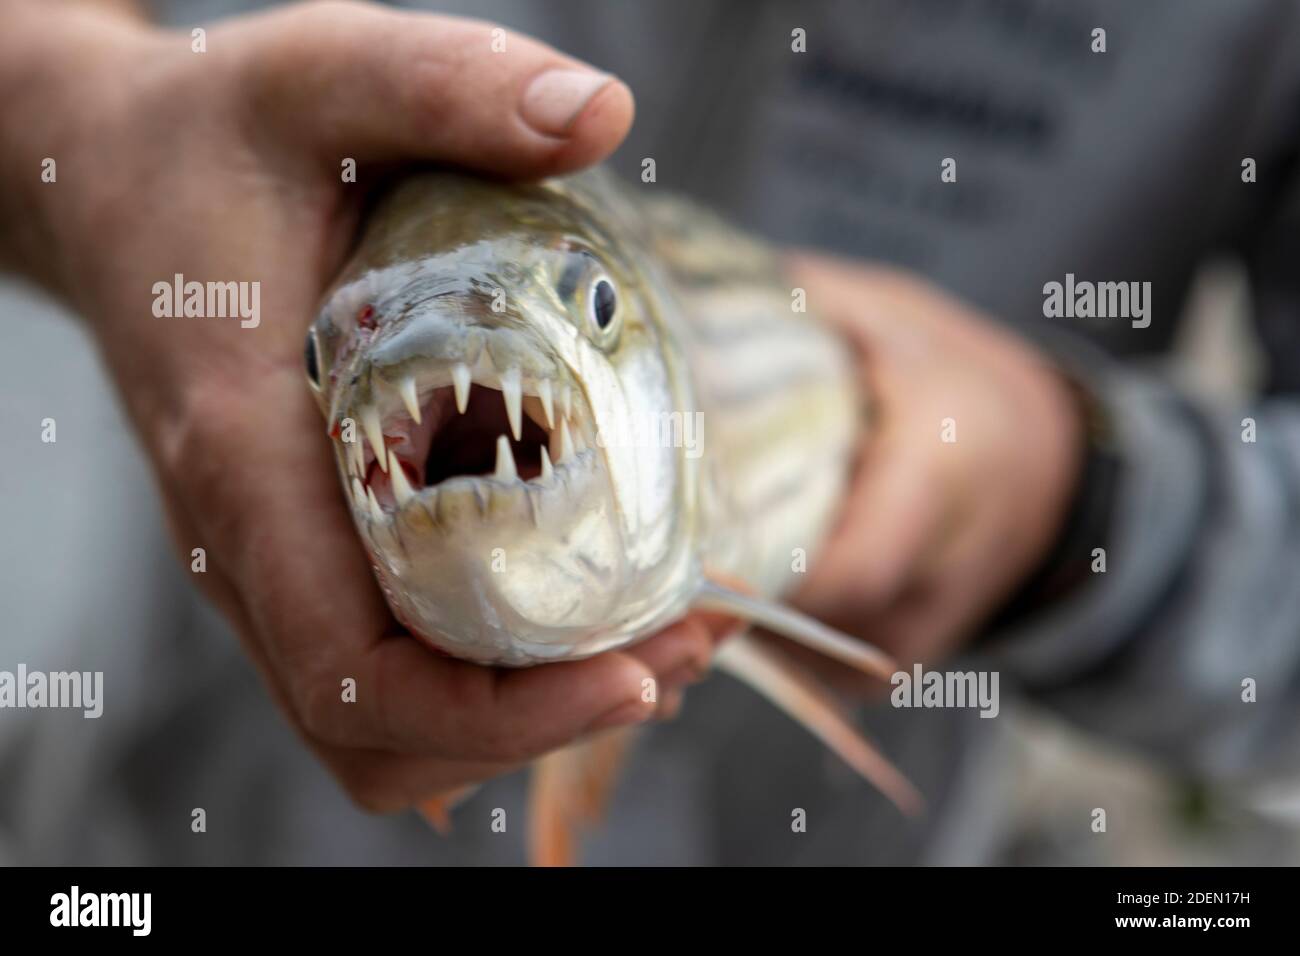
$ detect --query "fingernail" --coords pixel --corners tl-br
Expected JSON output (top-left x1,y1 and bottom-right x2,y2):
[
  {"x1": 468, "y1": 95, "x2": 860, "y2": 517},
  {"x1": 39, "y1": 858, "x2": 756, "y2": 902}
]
[
  {"x1": 520, "y1": 69, "x2": 614, "y2": 136},
  {"x1": 589, "y1": 697, "x2": 652, "y2": 732}
]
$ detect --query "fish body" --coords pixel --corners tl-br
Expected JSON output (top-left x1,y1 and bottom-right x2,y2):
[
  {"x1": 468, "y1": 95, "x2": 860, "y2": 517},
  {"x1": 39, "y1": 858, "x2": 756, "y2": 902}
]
[
  {"x1": 307, "y1": 170, "x2": 918, "y2": 848},
  {"x1": 308, "y1": 169, "x2": 858, "y2": 666}
]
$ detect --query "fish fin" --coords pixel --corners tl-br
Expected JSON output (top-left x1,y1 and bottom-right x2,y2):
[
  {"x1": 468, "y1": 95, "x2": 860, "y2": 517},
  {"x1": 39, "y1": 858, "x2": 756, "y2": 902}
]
[
  {"x1": 527, "y1": 729, "x2": 635, "y2": 867},
  {"x1": 417, "y1": 785, "x2": 478, "y2": 835},
  {"x1": 418, "y1": 799, "x2": 454, "y2": 835},
  {"x1": 714, "y1": 634, "x2": 924, "y2": 816},
  {"x1": 695, "y1": 578, "x2": 897, "y2": 681}
]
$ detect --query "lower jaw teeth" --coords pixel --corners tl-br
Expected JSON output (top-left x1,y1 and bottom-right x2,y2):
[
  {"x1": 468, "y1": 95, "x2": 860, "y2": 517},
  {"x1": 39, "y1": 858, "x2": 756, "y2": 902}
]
[
  {"x1": 493, "y1": 435, "x2": 518, "y2": 481},
  {"x1": 356, "y1": 441, "x2": 581, "y2": 523},
  {"x1": 365, "y1": 486, "x2": 385, "y2": 523},
  {"x1": 554, "y1": 419, "x2": 575, "y2": 462},
  {"x1": 389, "y1": 451, "x2": 415, "y2": 506}
]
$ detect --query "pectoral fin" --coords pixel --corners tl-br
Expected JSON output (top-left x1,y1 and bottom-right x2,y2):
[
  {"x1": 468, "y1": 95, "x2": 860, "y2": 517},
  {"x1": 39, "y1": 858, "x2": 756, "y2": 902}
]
[
  {"x1": 418, "y1": 784, "x2": 479, "y2": 835},
  {"x1": 714, "y1": 634, "x2": 923, "y2": 816},
  {"x1": 695, "y1": 579, "x2": 897, "y2": 681}
]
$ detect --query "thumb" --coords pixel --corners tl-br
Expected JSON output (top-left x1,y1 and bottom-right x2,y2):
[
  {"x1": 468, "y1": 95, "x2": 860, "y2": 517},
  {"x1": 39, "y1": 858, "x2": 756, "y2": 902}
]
[{"x1": 236, "y1": 3, "x2": 633, "y2": 178}]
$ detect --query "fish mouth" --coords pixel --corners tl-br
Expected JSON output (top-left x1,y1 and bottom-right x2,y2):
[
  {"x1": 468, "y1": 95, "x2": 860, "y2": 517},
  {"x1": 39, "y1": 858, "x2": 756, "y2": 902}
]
[{"x1": 335, "y1": 350, "x2": 596, "y2": 525}]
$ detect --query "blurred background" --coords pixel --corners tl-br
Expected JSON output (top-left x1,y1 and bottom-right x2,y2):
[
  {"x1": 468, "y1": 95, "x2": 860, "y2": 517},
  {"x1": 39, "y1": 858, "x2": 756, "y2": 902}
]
[{"x1": 3, "y1": 0, "x2": 1300, "y2": 864}]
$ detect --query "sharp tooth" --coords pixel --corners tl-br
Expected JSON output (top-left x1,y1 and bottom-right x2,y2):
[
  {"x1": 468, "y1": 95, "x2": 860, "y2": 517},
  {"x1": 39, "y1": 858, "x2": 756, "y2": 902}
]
[
  {"x1": 561, "y1": 383, "x2": 573, "y2": 420},
  {"x1": 572, "y1": 426, "x2": 585, "y2": 453},
  {"x1": 500, "y1": 367, "x2": 523, "y2": 440},
  {"x1": 493, "y1": 435, "x2": 518, "y2": 482},
  {"x1": 351, "y1": 478, "x2": 367, "y2": 508},
  {"x1": 538, "y1": 379, "x2": 555, "y2": 429},
  {"x1": 398, "y1": 378, "x2": 422, "y2": 424},
  {"x1": 452, "y1": 363, "x2": 471, "y2": 413},
  {"x1": 353, "y1": 436, "x2": 366, "y2": 475},
  {"x1": 527, "y1": 488, "x2": 542, "y2": 529},
  {"x1": 389, "y1": 452, "x2": 414, "y2": 506},
  {"x1": 539, "y1": 446, "x2": 554, "y2": 481},
  {"x1": 558, "y1": 419, "x2": 575, "y2": 462},
  {"x1": 361, "y1": 406, "x2": 387, "y2": 471},
  {"x1": 366, "y1": 486, "x2": 386, "y2": 522}
]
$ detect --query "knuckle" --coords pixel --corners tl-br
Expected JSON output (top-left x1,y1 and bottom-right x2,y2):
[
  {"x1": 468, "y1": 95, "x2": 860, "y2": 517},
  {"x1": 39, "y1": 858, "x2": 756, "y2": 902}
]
[
  {"x1": 294, "y1": 674, "x2": 344, "y2": 744},
  {"x1": 157, "y1": 378, "x2": 239, "y2": 476},
  {"x1": 240, "y1": 1, "x2": 376, "y2": 91}
]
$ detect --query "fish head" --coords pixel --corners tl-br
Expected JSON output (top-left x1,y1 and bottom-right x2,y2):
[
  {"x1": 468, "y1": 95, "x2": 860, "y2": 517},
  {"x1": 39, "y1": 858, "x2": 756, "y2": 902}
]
[{"x1": 307, "y1": 173, "x2": 699, "y2": 665}]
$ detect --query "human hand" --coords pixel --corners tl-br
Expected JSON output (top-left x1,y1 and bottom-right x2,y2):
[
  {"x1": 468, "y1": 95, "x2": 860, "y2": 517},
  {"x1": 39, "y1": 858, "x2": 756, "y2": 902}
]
[
  {"x1": 786, "y1": 254, "x2": 1085, "y2": 679},
  {"x1": 2, "y1": 0, "x2": 719, "y2": 811}
]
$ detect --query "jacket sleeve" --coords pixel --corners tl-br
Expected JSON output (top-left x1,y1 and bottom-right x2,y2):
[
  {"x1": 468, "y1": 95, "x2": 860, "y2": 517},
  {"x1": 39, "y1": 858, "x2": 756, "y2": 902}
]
[{"x1": 985, "y1": 336, "x2": 1300, "y2": 781}]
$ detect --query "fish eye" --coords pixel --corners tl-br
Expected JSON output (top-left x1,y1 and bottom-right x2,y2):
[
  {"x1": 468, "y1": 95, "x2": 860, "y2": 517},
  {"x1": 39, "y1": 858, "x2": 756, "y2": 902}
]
[
  {"x1": 588, "y1": 277, "x2": 620, "y2": 343},
  {"x1": 305, "y1": 329, "x2": 321, "y2": 389}
]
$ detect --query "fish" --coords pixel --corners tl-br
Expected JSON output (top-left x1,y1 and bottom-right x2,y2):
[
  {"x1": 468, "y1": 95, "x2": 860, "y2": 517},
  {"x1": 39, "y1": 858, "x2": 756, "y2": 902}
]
[{"x1": 306, "y1": 169, "x2": 920, "y2": 861}]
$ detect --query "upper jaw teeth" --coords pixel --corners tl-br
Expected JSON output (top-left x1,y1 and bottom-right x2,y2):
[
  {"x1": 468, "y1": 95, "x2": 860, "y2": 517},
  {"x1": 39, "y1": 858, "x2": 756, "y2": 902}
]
[
  {"x1": 499, "y1": 366, "x2": 523, "y2": 441},
  {"x1": 360, "y1": 405, "x2": 387, "y2": 472},
  {"x1": 340, "y1": 360, "x2": 593, "y2": 521},
  {"x1": 452, "y1": 362, "x2": 471, "y2": 414},
  {"x1": 538, "y1": 379, "x2": 555, "y2": 429},
  {"x1": 398, "y1": 377, "x2": 422, "y2": 424}
]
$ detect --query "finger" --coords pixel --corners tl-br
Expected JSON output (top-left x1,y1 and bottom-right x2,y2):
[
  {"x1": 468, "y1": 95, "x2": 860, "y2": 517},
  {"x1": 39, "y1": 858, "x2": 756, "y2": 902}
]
[
  {"x1": 624, "y1": 617, "x2": 715, "y2": 697},
  {"x1": 239, "y1": 3, "x2": 634, "y2": 176},
  {"x1": 345, "y1": 621, "x2": 720, "y2": 754},
  {"x1": 696, "y1": 610, "x2": 747, "y2": 643},
  {"x1": 309, "y1": 619, "x2": 726, "y2": 759},
  {"x1": 300, "y1": 635, "x2": 656, "y2": 762},
  {"x1": 321, "y1": 744, "x2": 510, "y2": 814}
]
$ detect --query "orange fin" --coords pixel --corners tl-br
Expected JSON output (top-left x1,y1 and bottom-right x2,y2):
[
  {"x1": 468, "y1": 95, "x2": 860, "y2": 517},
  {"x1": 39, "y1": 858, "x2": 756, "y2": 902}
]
[
  {"x1": 527, "y1": 729, "x2": 635, "y2": 867},
  {"x1": 714, "y1": 633, "x2": 923, "y2": 816},
  {"x1": 417, "y1": 785, "x2": 477, "y2": 835}
]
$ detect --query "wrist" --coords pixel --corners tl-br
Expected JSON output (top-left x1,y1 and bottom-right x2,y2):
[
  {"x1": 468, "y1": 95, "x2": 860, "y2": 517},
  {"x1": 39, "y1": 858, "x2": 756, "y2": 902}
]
[{"x1": 988, "y1": 374, "x2": 1118, "y2": 628}]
